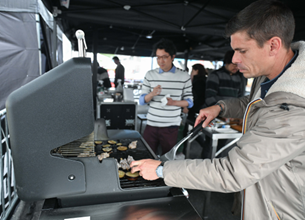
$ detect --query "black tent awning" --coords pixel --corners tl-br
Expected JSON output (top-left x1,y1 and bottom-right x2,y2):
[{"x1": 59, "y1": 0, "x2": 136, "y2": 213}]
[{"x1": 43, "y1": 0, "x2": 305, "y2": 61}]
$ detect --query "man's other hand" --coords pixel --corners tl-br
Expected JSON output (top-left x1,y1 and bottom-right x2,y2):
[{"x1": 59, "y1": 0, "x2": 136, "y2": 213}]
[
  {"x1": 194, "y1": 105, "x2": 221, "y2": 128},
  {"x1": 166, "y1": 97, "x2": 175, "y2": 106}
]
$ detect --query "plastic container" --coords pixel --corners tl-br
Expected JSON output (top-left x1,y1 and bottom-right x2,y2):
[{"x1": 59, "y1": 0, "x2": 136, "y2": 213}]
[{"x1": 116, "y1": 79, "x2": 123, "y2": 93}]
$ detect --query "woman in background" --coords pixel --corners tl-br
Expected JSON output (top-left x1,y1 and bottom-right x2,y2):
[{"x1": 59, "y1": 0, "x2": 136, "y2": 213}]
[
  {"x1": 185, "y1": 64, "x2": 208, "y2": 120},
  {"x1": 182, "y1": 64, "x2": 208, "y2": 157}
]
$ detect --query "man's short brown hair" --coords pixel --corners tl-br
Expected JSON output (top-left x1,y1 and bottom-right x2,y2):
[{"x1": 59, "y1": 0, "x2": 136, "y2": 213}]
[{"x1": 225, "y1": 0, "x2": 295, "y2": 50}]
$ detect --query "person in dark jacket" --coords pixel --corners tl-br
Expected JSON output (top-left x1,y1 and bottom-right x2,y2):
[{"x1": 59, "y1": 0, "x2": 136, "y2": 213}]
[
  {"x1": 182, "y1": 64, "x2": 208, "y2": 156},
  {"x1": 112, "y1": 56, "x2": 125, "y2": 88},
  {"x1": 97, "y1": 63, "x2": 111, "y2": 89},
  {"x1": 186, "y1": 64, "x2": 208, "y2": 121},
  {"x1": 204, "y1": 50, "x2": 247, "y2": 108}
]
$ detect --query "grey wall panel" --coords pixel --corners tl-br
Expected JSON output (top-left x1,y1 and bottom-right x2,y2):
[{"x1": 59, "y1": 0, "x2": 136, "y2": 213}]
[{"x1": 0, "y1": 12, "x2": 39, "y2": 110}]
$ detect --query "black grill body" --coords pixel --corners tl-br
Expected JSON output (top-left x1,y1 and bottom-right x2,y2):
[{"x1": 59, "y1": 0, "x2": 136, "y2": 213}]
[
  {"x1": 6, "y1": 58, "x2": 94, "y2": 201},
  {"x1": 6, "y1": 58, "x2": 171, "y2": 207},
  {"x1": 48, "y1": 126, "x2": 171, "y2": 207},
  {"x1": 57, "y1": 131, "x2": 170, "y2": 208}
]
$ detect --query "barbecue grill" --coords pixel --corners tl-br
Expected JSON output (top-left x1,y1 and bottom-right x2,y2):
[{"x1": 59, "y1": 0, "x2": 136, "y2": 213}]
[
  {"x1": 6, "y1": 57, "x2": 202, "y2": 219},
  {"x1": 53, "y1": 128, "x2": 170, "y2": 208}
]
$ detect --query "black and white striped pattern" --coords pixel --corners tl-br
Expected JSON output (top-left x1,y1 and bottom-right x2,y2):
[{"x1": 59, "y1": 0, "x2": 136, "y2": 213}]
[
  {"x1": 205, "y1": 67, "x2": 245, "y2": 107},
  {"x1": 141, "y1": 68, "x2": 193, "y2": 127}
]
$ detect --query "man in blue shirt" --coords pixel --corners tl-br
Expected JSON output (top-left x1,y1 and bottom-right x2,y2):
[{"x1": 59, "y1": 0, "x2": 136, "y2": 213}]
[{"x1": 139, "y1": 39, "x2": 193, "y2": 155}]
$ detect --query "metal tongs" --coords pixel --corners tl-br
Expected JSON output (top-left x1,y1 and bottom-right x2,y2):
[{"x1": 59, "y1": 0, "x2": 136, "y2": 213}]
[{"x1": 160, "y1": 120, "x2": 204, "y2": 161}]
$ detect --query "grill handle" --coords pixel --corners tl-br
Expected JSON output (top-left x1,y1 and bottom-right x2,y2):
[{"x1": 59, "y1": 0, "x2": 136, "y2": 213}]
[{"x1": 189, "y1": 120, "x2": 204, "y2": 138}]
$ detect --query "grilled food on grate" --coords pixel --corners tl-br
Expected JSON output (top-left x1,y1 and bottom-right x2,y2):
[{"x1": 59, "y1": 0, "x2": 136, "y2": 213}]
[
  {"x1": 128, "y1": 140, "x2": 137, "y2": 149},
  {"x1": 126, "y1": 171, "x2": 139, "y2": 181},
  {"x1": 118, "y1": 170, "x2": 125, "y2": 178},
  {"x1": 97, "y1": 152, "x2": 110, "y2": 161},
  {"x1": 120, "y1": 158, "x2": 130, "y2": 170},
  {"x1": 117, "y1": 146, "x2": 128, "y2": 151},
  {"x1": 94, "y1": 140, "x2": 102, "y2": 145},
  {"x1": 102, "y1": 147, "x2": 112, "y2": 152}
]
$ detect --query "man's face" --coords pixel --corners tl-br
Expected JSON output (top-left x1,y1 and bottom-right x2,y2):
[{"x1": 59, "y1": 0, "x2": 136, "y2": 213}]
[
  {"x1": 231, "y1": 31, "x2": 273, "y2": 79},
  {"x1": 225, "y1": 63, "x2": 239, "y2": 74},
  {"x1": 156, "y1": 49, "x2": 175, "y2": 72}
]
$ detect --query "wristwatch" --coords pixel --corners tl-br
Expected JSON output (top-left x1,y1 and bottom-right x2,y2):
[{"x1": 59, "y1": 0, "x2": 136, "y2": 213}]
[
  {"x1": 156, "y1": 161, "x2": 165, "y2": 178},
  {"x1": 216, "y1": 102, "x2": 224, "y2": 114}
]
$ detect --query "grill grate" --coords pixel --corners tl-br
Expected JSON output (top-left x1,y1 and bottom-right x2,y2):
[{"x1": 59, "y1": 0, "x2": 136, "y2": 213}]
[
  {"x1": 52, "y1": 132, "x2": 95, "y2": 157},
  {"x1": 52, "y1": 137, "x2": 166, "y2": 189}
]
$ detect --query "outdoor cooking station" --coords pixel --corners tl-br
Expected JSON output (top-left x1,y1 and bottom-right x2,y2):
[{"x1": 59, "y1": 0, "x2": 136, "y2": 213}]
[
  {"x1": 5, "y1": 57, "x2": 202, "y2": 219},
  {"x1": 52, "y1": 128, "x2": 170, "y2": 208}
]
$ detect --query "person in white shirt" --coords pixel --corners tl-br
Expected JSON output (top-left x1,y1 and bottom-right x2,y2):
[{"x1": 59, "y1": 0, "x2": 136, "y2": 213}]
[{"x1": 139, "y1": 39, "x2": 193, "y2": 155}]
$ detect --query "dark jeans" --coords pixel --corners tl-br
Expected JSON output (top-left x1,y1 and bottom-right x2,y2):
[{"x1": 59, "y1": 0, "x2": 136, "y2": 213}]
[{"x1": 143, "y1": 125, "x2": 179, "y2": 155}]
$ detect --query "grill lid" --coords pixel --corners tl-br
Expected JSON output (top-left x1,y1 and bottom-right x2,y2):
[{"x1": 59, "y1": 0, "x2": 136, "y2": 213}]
[{"x1": 6, "y1": 58, "x2": 94, "y2": 201}]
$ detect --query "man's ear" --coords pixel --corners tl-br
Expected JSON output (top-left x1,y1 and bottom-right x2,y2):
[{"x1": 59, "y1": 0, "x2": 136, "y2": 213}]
[
  {"x1": 268, "y1": 37, "x2": 281, "y2": 56},
  {"x1": 171, "y1": 54, "x2": 176, "y2": 60}
]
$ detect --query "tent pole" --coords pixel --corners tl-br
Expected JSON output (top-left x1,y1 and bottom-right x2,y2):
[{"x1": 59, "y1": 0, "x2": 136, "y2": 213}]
[
  {"x1": 36, "y1": 14, "x2": 42, "y2": 75},
  {"x1": 52, "y1": 16, "x2": 58, "y2": 68},
  {"x1": 184, "y1": 51, "x2": 189, "y2": 72},
  {"x1": 92, "y1": 29, "x2": 98, "y2": 119}
]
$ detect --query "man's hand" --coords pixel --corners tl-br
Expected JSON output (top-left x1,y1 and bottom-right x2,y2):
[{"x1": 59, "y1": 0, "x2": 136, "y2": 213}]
[
  {"x1": 152, "y1": 85, "x2": 162, "y2": 96},
  {"x1": 145, "y1": 85, "x2": 162, "y2": 103},
  {"x1": 194, "y1": 105, "x2": 222, "y2": 128},
  {"x1": 166, "y1": 97, "x2": 175, "y2": 106},
  {"x1": 166, "y1": 98, "x2": 189, "y2": 107},
  {"x1": 130, "y1": 159, "x2": 161, "y2": 181},
  {"x1": 183, "y1": 106, "x2": 189, "y2": 114}
]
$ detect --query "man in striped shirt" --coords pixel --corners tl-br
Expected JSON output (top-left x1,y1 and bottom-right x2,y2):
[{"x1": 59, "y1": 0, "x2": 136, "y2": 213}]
[
  {"x1": 204, "y1": 50, "x2": 246, "y2": 107},
  {"x1": 139, "y1": 39, "x2": 193, "y2": 155}
]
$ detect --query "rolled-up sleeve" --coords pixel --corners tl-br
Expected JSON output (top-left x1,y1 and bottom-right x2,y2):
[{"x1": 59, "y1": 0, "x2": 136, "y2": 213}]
[
  {"x1": 139, "y1": 94, "x2": 147, "y2": 105},
  {"x1": 185, "y1": 98, "x2": 194, "y2": 108}
]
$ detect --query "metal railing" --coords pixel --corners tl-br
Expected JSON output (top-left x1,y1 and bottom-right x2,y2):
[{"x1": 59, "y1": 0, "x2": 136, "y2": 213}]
[{"x1": 0, "y1": 109, "x2": 18, "y2": 220}]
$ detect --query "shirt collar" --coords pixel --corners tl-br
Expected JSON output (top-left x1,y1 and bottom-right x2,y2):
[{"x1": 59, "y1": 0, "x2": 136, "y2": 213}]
[{"x1": 159, "y1": 65, "x2": 176, "y2": 74}]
